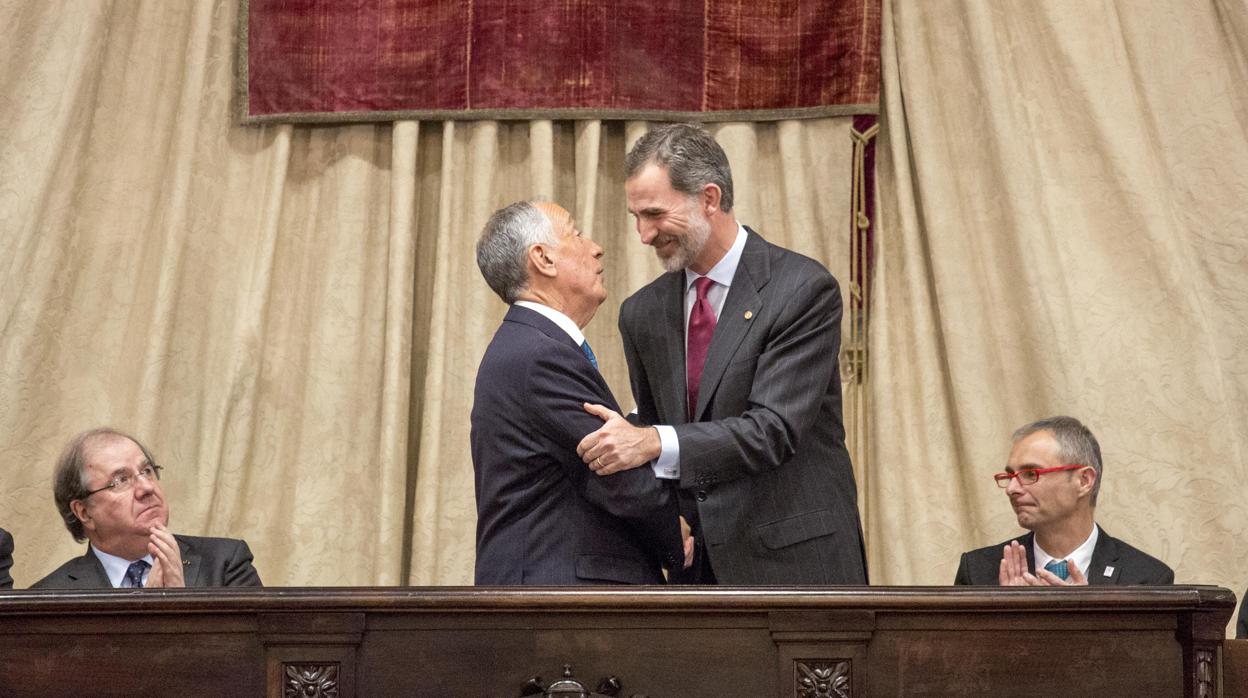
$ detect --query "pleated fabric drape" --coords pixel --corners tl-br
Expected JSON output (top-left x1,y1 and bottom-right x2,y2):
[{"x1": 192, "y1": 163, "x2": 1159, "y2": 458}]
[
  {"x1": 871, "y1": 0, "x2": 1248, "y2": 594},
  {"x1": 0, "y1": 1, "x2": 857, "y2": 586}
]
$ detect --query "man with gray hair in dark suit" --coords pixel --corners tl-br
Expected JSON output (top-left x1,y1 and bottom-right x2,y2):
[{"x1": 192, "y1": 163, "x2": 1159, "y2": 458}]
[
  {"x1": 955, "y1": 416, "x2": 1172, "y2": 586},
  {"x1": 471, "y1": 200, "x2": 687, "y2": 585},
  {"x1": 575, "y1": 123, "x2": 868, "y2": 585}
]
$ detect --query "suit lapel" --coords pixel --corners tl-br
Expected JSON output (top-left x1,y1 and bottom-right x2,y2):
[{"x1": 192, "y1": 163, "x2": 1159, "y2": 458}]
[
  {"x1": 67, "y1": 549, "x2": 112, "y2": 587},
  {"x1": 693, "y1": 230, "x2": 768, "y2": 421},
  {"x1": 1087, "y1": 527, "x2": 1121, "y2": 585},
  {"x1": 506, "y1": 305, "x2": 618, "y2": 406},
  {"x1": 178, "y1": 537, "x2": 200, "y2": 587},
  {"x1": 655, "y1": 272, "x2": 690, "y2": 423}
]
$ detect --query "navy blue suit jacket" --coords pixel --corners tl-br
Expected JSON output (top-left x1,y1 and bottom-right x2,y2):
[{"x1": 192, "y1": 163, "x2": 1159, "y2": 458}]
[{"x1": 471, "y1": 305, "x2": 682, "y2": 585}]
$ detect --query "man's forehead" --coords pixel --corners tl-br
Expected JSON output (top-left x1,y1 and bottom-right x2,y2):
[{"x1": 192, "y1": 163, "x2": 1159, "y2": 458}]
[
  {"x1": 1006, "y1": 430, "x2": 1060, "y2": 467},
  {"x1": 628, "y1": 160, "x2": 678, "y2": 190},
  {"x1": 83, "y1": 434, "x2": 144, "y2": 469},
  {"x1": 532, "y1": 201, "x2": 571, "y2": 227}
]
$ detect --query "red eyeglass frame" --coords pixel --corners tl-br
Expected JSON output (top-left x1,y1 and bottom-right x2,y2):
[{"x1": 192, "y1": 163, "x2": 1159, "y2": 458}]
[{"x1": 993, "y1": 463, "x2": 1086, "y2": 487}]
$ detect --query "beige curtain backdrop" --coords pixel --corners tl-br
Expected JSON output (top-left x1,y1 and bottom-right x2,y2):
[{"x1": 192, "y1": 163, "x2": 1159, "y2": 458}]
[
  {"x1": 0, "y1": 1, "x2": 857, "y2": 587},
  {"x1": 872, "y1": 0, "x2": 1248, "y2": 606},
  {"x1": 2, "y1": 0, "x2": 1245, "y2": 622}
]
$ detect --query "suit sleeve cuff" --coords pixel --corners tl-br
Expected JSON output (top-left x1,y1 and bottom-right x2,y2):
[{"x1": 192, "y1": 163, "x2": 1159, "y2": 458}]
[{"x1": 651, "y1": 425, "x2": 680, "y2": 479}]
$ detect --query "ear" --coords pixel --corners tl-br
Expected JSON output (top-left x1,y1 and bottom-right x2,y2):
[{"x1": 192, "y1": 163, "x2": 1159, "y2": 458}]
[
  {"x1": 700, "y1": 183, "x2": 722, "y2": 215},
  {"x1": 1078, "y1": 466, "x2": 1097, "y2": 497},
  {"x1": 70, "y1": 500, "x2": 94, "y2": 532},
  {"x1": 527, "y1": 243, "x2": 558, "y2": 279}
]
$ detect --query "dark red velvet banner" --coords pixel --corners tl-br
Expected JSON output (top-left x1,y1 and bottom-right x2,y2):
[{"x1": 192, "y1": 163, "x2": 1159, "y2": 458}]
[{"x1": 240, "y1": 0, "x2": 880, "y2": 124}]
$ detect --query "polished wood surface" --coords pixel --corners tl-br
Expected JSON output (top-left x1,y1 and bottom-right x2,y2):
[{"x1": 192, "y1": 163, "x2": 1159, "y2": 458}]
[
  {"x1": 1226, "y1": 640, "x2": 1248, "y2": 698},
  {"x1": 0, "y1": 586, "x2": 1234, "y2": 697}
]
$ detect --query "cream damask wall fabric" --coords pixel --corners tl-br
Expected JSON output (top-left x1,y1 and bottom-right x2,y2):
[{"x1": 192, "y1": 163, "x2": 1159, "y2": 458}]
[
  {"x1": 872, "y1": 0, "x2": 1248, "y2": 604},
  {"x1": 0, "y1": 2, "x2": 857, "y2": 587}
]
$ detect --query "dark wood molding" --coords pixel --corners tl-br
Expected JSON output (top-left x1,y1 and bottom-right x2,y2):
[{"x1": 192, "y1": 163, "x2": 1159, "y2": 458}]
[{"x1": 0, "y1": 586, "x2": 1234, "y2": 697}]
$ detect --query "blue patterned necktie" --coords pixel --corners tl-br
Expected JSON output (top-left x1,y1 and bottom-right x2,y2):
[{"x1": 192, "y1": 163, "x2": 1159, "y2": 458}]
[
  {"x1": 1044, "y1": 559, "x2": 1069, "y2": 581},
  {"x1": 124, "y1": 559, "x2": 150, "y2": 588},
  {"x1": 580, "y1": 340, "x2": 599, "y2": 371}
]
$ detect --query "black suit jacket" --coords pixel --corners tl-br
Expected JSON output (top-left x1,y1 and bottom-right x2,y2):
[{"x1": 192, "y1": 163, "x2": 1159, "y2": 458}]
[
  {"x1": 471, "y1": 305, "x2": 682, "y2": 585},
  {"x1": 30, "y1": 535, "x2": 262, "y2": 589},
  {"x1": 953, "y1": 528, "x2": 1174, "y2": 585},
  {"x1": 0, "y1": 528, "x2": 13, "y2": 589},
  {"x1": 620, "y1": 229, "x2": 867, "y2": 585}
]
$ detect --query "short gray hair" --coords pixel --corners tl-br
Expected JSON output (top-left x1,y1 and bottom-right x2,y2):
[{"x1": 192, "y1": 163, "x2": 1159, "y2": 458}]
[
  {"x1": 1012, "y1": 416, "x2": 1103, "y2": 506},
  {"x1": 625, "y1": 123, "x2": 734, "y2": 212},
  {"x1": 54, "y1": 427, "x2": 156, "y2": 542},
  {"x1": 476, "y1": 201, "x2": 558, "y2": 304}
]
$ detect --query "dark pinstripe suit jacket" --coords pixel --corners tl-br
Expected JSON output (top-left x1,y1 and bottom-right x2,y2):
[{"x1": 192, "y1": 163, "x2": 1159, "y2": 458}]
[{"x1": 620, "y1": 228, "x2": 867, "y2": 585}]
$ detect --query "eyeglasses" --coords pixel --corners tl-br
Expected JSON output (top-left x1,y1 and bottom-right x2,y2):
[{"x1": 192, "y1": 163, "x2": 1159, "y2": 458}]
[
  {"x1": 993, "y1": 464, "x2": 1085, "y2": 488},
  {"x1": 80, "y1": 464, "x2": 164, "y2": 498}
]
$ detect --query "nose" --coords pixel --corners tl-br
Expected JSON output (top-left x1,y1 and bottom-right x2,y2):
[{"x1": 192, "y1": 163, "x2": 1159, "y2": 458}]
[
  {"x1": 134, "y1": 474, "x2": 158, "y2": 497},
  {"x1": 1005, "y1": 476, "x2": 1024, "y2": 496},
  {"x1": 636, "y1": 217, "x2": 657, "y2": 245},
  {"x1": 591, "y1": 239, "x2": 604, "y2": 258}
]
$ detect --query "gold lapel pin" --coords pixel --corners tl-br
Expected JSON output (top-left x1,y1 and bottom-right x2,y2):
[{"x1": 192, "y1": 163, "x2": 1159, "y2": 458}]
[{"x1": 744, "y1": 310, "x2": 753, "y2": 320}]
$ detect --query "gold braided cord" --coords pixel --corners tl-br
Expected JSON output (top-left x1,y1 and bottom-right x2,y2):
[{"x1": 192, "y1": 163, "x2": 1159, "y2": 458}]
[{"x1": 846, "y1": 122, "x2": 878, "y2": 544}]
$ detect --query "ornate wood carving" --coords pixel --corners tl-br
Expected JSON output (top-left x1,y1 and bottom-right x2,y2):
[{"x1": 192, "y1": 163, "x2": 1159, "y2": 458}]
[
  {"x1": 519, "y1": 664, "x2": 645, "y2": 698},
  {"x1": 284, "y1": 662, "x2": 340, "y2": 698},
  {"x1": 796, "y1": 660, "x2": 851, "y2": 698},
  {"x1": 1195, "y1": 649, "x2": 1215, "y2": 698}
]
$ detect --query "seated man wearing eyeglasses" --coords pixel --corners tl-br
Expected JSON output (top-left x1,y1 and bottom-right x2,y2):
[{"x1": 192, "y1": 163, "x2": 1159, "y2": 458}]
[
  {"x1": 31, "y1": 427, "x2": 262, "y2": 589},
  {"x1": 954, "y1": 416, "x2": 1172, "y2": 586}
]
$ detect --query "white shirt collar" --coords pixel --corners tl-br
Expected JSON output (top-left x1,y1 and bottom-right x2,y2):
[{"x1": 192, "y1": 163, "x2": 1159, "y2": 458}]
[
  {"x1": 91, "y1": 545, "x2": 155, "y2": 588},
  {"x1": 514, "y1": 300, "x2": 586, "y2": 346},
  {"x1": 684, "y1": 223, "x2": 748, "y2": 291},
  {"x1": 1033, "y1": 523, "x2": 1099, "y2": 579}
]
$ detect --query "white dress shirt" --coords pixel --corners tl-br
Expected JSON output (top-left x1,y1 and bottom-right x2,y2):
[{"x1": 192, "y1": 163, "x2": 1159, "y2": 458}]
[
  {"x1": 514, "y1": 300, "x2": 586, "y2": 345},
  {"x1": 92, "y1": 546, "x2": 155, "y2": 588},
  {"x1": 1033, "y1": 523, "x2": 1099, "y2": 580}
]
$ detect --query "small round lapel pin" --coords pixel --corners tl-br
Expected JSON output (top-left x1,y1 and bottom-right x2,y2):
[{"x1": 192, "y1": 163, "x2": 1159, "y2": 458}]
[{"x1": 744, "y1": 310, "x2": 753, "y2": 320}]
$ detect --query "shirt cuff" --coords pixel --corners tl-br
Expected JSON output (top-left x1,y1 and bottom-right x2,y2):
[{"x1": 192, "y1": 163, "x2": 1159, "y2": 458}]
[{"x1": 651, "y1": 425, "x2": 680, "y2": 479}]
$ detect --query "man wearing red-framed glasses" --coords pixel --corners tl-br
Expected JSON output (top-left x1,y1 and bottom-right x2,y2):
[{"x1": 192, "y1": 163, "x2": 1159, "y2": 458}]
[{"x1": 954, "y1": 416, "x2": 1173, "y2": 586}]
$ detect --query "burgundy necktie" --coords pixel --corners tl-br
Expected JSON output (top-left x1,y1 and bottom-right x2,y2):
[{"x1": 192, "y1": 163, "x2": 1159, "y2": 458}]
[{"x1": 686, "y1": 276, "x2": 717, "y2": 420}]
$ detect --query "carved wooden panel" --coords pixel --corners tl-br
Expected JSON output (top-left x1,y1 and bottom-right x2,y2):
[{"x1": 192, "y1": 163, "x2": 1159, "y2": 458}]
[
  {"x1": 795, "y1": 660, "x2": 851, "y2": 698},
  {"x1": 1194, "y1": 649, "x2": 1214, "y2": 698},
  {"x1": 284, "y1": 662, "x2": 340, "y2": 698}
]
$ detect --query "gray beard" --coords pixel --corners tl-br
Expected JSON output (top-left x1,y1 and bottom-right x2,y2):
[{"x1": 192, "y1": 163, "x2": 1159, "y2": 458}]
[{"x1": 659, "y1": 206, "x2": 712, "y2": 273}]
